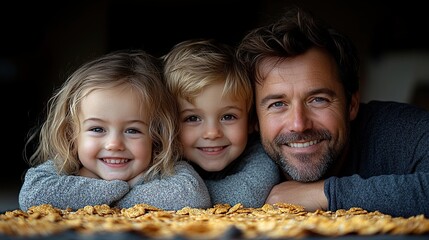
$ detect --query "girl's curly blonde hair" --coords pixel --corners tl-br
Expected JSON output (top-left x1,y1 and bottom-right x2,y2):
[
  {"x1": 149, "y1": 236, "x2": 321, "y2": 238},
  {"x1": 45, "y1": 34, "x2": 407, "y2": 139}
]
[{"x1": 25, "y1": 50, "x2": 181, "y2": 181}]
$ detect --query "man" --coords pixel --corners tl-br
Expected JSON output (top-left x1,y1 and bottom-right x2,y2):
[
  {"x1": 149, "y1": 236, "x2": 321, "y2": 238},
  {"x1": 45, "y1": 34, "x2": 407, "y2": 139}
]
[{"x1": 236, "y1": 7, "x2": 429, "y2": 217}]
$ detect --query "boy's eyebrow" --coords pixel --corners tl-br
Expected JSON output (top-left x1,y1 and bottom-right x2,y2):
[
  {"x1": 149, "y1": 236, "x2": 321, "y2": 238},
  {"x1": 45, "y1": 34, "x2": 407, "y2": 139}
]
[
  {"x1": 181, "y1": 105, "x2": 244, "y2": 111},
  {"x1": 221, "y1": 105, "x2": 246, "y2": 112}
]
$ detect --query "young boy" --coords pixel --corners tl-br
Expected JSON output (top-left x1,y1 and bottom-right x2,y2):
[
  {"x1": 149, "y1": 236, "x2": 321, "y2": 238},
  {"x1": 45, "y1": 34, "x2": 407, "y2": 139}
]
[{"x1": 162, "y1": 39, "x2": 281, "y2": 208}]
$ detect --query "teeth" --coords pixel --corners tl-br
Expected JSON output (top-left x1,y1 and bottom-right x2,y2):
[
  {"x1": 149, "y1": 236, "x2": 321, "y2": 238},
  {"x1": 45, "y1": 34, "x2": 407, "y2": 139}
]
[
  {"x1": 200, "y1": 147, "x2": 224, "y2": 152},
  {"x1": 103, "y1": 159, "x2": 129, "y2": 164},
  {"x1": 289, "y1": 140, "x2": 319, "y2": 148}
]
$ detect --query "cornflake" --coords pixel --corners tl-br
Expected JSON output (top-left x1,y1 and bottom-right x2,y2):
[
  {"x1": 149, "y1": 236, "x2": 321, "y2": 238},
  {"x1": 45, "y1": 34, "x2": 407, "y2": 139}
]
[{"x1": 1, "y1": 203, "x2": 429, "y2": 239}]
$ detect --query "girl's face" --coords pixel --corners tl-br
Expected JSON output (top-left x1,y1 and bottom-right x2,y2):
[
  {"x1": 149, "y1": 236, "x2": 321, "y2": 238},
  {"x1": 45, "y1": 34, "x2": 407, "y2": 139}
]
[
  {"x1": 77, "y1": 86, "x2": 152, "y2": 181},
  {"x1": 179, "y1": 82, "x2": 249, "y2": 172}
]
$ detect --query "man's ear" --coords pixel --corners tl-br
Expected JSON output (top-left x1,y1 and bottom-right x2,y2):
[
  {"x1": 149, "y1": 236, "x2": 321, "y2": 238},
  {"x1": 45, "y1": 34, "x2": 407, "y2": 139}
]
[
  {"x1": 248, "y1": 108, "x2": 259, "y2": 134},
  {"x1": 254, "y1": 121, "x2": 260, "y2": 133},
  {"x1": 248, "y1": 122, "x2": 257, "y2": 134},
  {"x1": 349, "y1": 92, "x2": 360, "y2": 121}
]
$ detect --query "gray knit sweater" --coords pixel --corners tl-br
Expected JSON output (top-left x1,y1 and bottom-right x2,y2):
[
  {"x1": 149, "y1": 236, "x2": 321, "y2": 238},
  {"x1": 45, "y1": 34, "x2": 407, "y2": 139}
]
[
  {"x1": 19, "y1": 160, "x2": 211, "y2": 211},
  {"x1": 192, "y1": 133, "x2": 282, "y2": 208}
]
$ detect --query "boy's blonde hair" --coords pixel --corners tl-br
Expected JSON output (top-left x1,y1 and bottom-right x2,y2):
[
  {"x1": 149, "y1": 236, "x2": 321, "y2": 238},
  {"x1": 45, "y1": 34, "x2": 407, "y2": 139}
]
[
  {"x1": 162, "y1": 39, "x2": 252, "y2": 113},
  {"x1": 26, "y1": 50, "x2": 181, "y2": 181}
]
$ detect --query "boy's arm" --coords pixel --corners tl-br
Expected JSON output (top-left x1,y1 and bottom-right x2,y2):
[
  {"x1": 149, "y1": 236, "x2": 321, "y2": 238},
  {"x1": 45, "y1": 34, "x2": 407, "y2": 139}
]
[
  {"x1": 206, "y1": 138, "x2": 282, "y2": 208},
  {"x1": 19, "y1": 160, "x2": 130, "y2": 211},
  {"x1": 117, "y1": 161, "x2": 212, "y2": 210}
]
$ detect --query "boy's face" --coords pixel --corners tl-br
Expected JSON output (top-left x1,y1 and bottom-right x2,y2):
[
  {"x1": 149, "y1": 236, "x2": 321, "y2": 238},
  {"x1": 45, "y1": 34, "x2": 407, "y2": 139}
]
[
  {"x1": 179, "y1": 82, "x2": 249, "y2": 172},
  {"x1": 77, "y1": 86, "x2": 152, "y2": 181}
]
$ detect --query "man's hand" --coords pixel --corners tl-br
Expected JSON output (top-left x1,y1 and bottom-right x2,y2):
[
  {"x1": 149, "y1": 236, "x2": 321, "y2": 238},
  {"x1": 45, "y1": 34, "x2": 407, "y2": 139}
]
[{"x1": 265, "y1": 180, "x2": 328, "y2": 212}]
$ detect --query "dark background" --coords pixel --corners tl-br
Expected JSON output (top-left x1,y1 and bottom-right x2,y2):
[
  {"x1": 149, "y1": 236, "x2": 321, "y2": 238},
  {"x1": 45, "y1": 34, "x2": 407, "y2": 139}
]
[{"x1": 1, "y1": 0, "x2": 428, "y2": 211}]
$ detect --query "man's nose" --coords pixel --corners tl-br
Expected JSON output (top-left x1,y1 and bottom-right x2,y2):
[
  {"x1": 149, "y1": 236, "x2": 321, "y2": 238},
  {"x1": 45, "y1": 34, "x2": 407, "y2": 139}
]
[{"x1": 286, "y1": 103, "x2": 312, "y2": 132}]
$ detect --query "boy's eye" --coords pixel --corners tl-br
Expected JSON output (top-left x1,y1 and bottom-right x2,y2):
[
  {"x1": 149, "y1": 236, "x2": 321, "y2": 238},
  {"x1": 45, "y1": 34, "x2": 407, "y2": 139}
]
[{"x1": 221, "y1": 114, "x2": 236, "y2": 121}]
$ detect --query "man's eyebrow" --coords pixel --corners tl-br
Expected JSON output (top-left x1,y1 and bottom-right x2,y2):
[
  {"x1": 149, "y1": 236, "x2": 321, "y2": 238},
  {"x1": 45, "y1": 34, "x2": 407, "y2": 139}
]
[
  {"x1": 308, "y1": 88, "x2": 336, "y2": 97},
  {"x1": 260, "y1": 94, "x2": 285, "y2": 107},
  {"x1": 259, "y1": 88, "x2": 337, "y2": 107}
]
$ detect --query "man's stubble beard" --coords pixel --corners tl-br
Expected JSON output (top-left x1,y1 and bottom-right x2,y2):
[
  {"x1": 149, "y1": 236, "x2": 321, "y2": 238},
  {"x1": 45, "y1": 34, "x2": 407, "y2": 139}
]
[{"x1": 261, "y1": 130, "x2": 340, "y2": 182}]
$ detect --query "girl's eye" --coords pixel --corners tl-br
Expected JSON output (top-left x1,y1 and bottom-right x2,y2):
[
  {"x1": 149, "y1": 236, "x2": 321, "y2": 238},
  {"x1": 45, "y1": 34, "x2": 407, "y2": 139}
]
[
  {"x1": 89, "y1": 127, "x2": 104, "y2": 133},
  {"x1": 125, "y1": 128, "x2": 141, "y2": 134},
  {"x1": 184, "y1": 115, "x2": 200, "y2": 122}
]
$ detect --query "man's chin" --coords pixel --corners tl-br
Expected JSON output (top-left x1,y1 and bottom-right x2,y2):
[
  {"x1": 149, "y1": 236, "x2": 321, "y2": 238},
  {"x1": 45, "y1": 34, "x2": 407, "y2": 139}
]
[{"x1": 279, "y1": 160, "x2": 325, "y2": 182}]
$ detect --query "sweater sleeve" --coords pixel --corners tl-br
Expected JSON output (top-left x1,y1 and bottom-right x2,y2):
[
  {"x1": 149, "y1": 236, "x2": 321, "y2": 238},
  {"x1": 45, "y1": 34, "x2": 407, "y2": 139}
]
[
  {"x1": 18, "y1": 160, "x2": 130, "y2": 211},
  {"x1": 325, "y1": 101, "x2": 429, "y2": 218},
  {"x1": 325, "y1": 172, "x2": 429, "y2": 217},
  {"x1": 205, "y1": 138, "x2": 282, "y2": 208},
  {"x1": 116, "y1": 161, "x2": 212, "y2": 210}
]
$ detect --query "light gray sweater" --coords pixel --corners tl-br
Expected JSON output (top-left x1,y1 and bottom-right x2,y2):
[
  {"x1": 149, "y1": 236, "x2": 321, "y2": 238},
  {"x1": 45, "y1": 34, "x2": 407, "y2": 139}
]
[
  {"x1": 193, "y1": 133, "x2": 282, "y2": 208},
  {"x1": 19, "y1": 160, "x2": 211, "y2": 211}
]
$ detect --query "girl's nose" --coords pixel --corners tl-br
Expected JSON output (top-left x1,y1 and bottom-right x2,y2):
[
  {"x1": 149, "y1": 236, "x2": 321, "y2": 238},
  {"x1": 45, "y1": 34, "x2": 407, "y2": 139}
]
[{"x1": 105, "y1": 135, "x2": 125, "y2": 151}]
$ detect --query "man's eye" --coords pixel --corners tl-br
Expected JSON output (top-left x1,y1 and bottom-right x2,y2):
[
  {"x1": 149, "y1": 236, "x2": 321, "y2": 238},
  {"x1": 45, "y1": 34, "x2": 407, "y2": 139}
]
[
  {"x1": 268, "y1": 101, "x2": 285, "y2": 108},
  {"x1": 313, "y1": 97, "x2": 328, "y2": 103},
  {"x1": 310, "y1": 97, "x2": 330, "y2": 107}
]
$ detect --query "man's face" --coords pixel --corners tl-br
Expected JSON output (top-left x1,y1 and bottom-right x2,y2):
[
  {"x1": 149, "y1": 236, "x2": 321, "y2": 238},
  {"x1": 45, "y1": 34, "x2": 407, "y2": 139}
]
[{"x1": 255, "y1": 48, "x2": 359, "y2": 182}]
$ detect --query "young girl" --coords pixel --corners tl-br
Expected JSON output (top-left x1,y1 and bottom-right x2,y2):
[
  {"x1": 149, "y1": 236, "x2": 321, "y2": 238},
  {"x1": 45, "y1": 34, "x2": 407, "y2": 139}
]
[
  {"x1": 19, "y1": 50, "x2": 211, "y2": 211},
  {"x1": 162, "y1": 39, "x2": 281, "y2": 208}
]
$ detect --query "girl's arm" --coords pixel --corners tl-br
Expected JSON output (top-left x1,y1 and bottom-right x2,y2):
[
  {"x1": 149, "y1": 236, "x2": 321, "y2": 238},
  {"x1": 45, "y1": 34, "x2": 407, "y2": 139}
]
[
  {"x1": 116, "y1": 161, "x2": 212, "y2": 210},
  {"x1": 18, "y1": 160, "x2": 130, "y2": 211}
]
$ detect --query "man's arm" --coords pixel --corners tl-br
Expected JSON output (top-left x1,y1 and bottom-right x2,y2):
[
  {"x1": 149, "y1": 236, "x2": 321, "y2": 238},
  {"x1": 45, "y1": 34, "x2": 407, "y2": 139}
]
[
  {"x1": 266, "y1": 180, "x2": 327, "y2": 211},
  {"x1": 326, "y1": 173, "x2": 429, "y2": 217}
]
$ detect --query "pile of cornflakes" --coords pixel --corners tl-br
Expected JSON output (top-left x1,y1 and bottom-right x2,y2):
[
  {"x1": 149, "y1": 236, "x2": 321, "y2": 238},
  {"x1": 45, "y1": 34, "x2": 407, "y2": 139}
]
[{"x1": 1, "y1": 203, "x2": 429, "y2": 239}]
